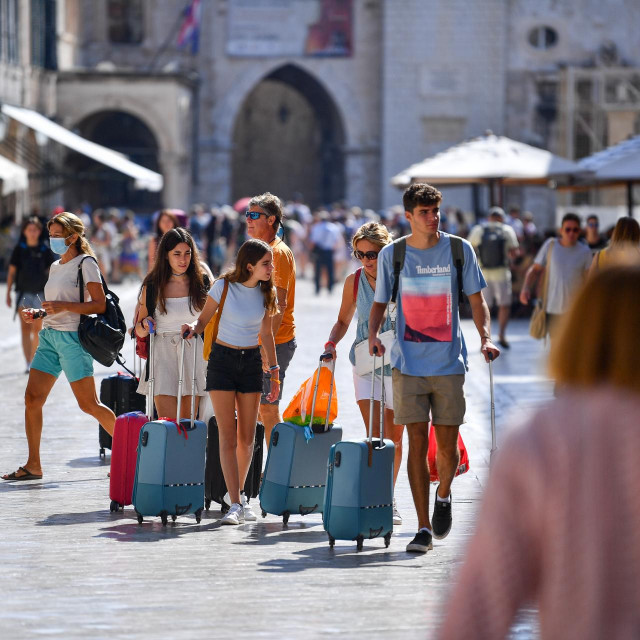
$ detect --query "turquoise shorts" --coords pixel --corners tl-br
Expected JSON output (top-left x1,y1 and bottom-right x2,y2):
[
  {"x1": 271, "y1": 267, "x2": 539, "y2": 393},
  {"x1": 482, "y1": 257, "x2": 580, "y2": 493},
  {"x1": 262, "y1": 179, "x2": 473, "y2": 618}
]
[{"x1": 31, "y1": 328, "x2": 94, "y2": 382}]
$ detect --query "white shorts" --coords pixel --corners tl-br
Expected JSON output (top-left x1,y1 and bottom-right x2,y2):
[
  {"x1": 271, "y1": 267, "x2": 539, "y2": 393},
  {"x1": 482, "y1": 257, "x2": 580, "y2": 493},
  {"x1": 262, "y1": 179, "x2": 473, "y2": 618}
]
[{"x1": 352, "y1": 369, "x2": 394, "y2": 410}]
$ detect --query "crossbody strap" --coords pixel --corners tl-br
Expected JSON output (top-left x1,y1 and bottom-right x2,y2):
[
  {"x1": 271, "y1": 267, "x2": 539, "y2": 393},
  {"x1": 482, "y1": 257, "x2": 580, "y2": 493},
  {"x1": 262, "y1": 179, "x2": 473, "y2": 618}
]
[
  {"x1": 391, "y1": 237, "x2": 407, "y2": 303},
  {"x1": 353, "y1": 267, "x2": 363, "y2": 302},
  {"x1": 76, "y1": 255, "x2": 107, "y2": 305},
  {"x1": 541, "y1": 240, "x2": 554, "y2": 308}
]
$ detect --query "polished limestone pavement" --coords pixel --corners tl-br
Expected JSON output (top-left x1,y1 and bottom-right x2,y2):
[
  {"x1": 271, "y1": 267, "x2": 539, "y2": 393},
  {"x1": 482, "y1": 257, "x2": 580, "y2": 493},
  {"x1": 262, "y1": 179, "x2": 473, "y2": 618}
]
[{"x1": 0, "y1": 279, "x2": 550, "y2": 639}]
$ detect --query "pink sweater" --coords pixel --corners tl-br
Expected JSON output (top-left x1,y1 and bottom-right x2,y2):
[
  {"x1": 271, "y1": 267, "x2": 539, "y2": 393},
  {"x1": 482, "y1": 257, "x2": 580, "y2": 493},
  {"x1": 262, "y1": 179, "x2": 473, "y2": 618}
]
[{"x1": 438, "y1": 388, "x2": 640, "y2": 640}]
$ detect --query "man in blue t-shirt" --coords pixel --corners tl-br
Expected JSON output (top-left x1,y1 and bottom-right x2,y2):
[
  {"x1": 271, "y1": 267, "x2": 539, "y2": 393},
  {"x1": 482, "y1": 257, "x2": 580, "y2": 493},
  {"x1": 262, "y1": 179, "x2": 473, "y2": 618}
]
[{"x1": 369, "y1": 183, "x2": 500, "y2": 554}]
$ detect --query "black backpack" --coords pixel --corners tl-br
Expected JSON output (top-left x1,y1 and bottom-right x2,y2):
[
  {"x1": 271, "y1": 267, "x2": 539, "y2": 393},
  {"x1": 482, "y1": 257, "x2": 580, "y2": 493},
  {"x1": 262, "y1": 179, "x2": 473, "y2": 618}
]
[{"x1": 478, "y1": 226, "x2": 507, "y2": 269}]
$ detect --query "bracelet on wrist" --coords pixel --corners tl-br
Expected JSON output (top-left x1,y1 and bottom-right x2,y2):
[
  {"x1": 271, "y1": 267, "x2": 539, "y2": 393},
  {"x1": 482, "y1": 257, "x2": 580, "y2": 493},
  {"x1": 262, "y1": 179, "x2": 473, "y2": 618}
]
[
  {"x1": 325, "y1": 340, "x2": 336, "y2": 349},
  {"x1": 272, "y1": 379, "x2": 281, "y2": 385},
  {"x1": 481, "y1": 335, "x2": 491, "y2": 342},
  {"x1": 269, "y1": 364, "x2": 280, "y2": 371}
]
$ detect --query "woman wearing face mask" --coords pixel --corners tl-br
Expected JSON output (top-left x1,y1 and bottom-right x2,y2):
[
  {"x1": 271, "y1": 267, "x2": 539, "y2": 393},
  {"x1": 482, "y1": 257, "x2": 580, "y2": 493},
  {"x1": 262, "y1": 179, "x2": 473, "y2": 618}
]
[
  {"x1": 2, "y1": 212, "x2": 116, "y2": 481},
  {"x1": 135, "y1": 228, "x2": 209, "y2": 420},
  {"x1": 5, "y1": 217, "x2": 57, "y2": 373},
  {"x1": 182, "y1": 239, "x2": 280, "y2": 525}
]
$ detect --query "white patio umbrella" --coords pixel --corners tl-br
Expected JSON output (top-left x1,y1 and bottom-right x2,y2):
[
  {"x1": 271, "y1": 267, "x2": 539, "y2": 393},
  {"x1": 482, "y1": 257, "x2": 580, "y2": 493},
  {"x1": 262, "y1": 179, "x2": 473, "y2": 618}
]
[
  {"x1": 391, "y1": 132, "x2": 584, "y2": 205},
  {"x1": 572, "y1": 135, "x2": 640, "y2": 216},
  {"x1": 0, "y1": 154, "x2": 28, "y2": 196}
]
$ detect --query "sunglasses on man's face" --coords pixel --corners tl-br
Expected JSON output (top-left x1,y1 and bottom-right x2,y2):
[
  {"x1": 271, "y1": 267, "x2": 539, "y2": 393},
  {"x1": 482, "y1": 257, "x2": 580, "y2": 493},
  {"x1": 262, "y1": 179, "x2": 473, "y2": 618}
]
[
  {"x1": 354, "y1": 250, "x2": 380, "y2": 260},
  {"x1": 563, "y1": 227, "x2": 581, "y2": 234},
  {"x1": 245, "y1": 210, "x2": 268, "y2": 220}
]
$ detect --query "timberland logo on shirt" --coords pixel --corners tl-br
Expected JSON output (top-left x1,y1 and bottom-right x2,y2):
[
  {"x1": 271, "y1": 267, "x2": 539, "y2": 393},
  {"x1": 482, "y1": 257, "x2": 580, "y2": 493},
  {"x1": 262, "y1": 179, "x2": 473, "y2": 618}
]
[{"x1": 416, "y1": 264, "x2": 451, "y2": 275}]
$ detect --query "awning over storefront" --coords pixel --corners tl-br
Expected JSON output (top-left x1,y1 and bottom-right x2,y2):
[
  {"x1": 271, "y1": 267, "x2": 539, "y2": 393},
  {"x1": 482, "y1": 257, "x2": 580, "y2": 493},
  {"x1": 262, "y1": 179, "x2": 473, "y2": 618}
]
[
  {"x1": 0, "y1": 153, "x2": 28, "y2": 195},
  {"x1": 1, "y1": 103, "x2": 163, "y2": 192}
]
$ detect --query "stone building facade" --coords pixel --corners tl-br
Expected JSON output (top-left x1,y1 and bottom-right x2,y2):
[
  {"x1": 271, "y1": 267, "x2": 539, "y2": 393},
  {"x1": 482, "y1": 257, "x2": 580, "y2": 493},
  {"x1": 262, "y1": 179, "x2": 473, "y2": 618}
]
[{"x1": 2, "y1": 0, "x2": 640, "y2": 221}]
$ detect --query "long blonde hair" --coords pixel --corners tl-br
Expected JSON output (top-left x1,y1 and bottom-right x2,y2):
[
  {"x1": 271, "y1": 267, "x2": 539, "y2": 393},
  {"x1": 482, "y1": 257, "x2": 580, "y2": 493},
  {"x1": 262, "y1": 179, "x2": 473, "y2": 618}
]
[{"x1": 47, "y1": 212, "x2": 96, "y2": 258}]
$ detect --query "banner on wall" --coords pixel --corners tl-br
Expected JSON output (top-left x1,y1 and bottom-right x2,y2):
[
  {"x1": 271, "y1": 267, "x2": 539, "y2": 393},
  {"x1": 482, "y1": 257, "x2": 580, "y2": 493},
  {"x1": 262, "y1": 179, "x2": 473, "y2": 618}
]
[{"x1": 227, "y1": 0, "x2": 353, "y2": 58}]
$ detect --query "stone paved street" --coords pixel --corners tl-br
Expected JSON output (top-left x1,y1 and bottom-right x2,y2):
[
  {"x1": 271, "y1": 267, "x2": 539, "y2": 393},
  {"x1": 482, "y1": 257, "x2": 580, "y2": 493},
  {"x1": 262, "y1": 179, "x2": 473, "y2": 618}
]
[{"x1": 0, "y1": 278, "x2": 552, "y2": 639}]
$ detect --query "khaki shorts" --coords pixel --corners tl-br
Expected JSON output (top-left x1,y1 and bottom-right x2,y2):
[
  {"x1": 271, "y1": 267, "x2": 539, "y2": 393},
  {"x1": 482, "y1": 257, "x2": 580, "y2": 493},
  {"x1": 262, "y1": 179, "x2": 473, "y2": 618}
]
[
  {"x1": 483, "y1": 279, "x2": 512, "y2": 308},
  {"x1": 392, "y1": 368, "x2": 466, "y2": 426}
]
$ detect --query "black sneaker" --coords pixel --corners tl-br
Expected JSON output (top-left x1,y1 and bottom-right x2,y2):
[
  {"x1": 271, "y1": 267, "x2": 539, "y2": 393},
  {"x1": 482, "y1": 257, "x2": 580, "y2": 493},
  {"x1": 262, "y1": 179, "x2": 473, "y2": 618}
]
[
  {"x1": 432, "y1": 489, "x2": 452, "y2": 539},
  {"x1": 406, "y1": 530, "x2": 433, "y2": 553}
]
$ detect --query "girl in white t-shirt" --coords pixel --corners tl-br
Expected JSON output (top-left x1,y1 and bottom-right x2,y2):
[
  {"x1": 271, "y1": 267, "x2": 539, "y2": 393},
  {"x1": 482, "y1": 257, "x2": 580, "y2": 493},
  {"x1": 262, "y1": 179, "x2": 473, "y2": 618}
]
[
  {"x1": 183, "y1": 239, "x2": 279, "y2": 525},
  {"x1": 2, "y1": 212, "x2": 116, "y2": 482}
]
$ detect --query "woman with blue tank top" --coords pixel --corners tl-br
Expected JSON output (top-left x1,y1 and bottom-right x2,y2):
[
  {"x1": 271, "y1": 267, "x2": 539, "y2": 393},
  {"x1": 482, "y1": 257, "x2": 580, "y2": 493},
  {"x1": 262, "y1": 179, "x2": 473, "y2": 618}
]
[
  {"x1": 183, "y1": 239, "x2": 279, "y2": 526},
  {"x1": 323, "y1": 222, "x2": 405, "y2": 525}
]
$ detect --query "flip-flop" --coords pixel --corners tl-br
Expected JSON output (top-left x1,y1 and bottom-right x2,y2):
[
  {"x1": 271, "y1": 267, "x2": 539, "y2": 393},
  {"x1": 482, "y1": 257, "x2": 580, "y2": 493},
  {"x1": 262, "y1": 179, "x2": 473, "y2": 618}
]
[{"x1": 1, "y1": 466, "x2": 43, "y2": 481}]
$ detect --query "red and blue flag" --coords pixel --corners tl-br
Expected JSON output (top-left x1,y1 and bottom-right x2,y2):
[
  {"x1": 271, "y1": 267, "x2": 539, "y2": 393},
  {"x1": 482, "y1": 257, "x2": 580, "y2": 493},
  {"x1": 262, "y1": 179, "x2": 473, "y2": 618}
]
[{"x1": 177, "y1": 0, "x2": 201, "y2": 54}]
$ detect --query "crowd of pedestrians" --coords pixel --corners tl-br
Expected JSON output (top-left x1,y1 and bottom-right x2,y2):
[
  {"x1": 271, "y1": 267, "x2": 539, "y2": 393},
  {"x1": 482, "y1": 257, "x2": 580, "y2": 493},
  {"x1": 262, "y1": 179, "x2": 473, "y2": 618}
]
[{"x1": 1, "y1": 186, "x2": 639, "y2": 581}]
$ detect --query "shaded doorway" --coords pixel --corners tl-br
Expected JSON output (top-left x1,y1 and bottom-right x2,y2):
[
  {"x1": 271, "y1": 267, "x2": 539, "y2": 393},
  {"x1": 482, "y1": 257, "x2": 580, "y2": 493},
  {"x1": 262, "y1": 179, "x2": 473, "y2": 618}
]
[
  {"x1": 64, "y1": 110, "x2": 162, "y2": 212},
  {"x1": 231, "y1": 65, "x2": 345, "y2": 208}
]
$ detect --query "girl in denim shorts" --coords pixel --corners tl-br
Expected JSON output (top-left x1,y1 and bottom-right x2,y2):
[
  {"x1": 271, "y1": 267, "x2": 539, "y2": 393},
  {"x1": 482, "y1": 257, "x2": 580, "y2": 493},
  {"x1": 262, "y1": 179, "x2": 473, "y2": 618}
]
[{"x1": 183, "y1": 239, "x2": 279, "y2": 525}]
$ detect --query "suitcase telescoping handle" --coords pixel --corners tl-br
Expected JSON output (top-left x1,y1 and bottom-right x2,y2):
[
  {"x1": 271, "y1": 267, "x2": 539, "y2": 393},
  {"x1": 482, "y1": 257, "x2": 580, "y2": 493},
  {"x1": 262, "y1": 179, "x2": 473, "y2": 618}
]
[
  {"x1": 176, "y1": 331, "x2": 198, "y2": 429},
  {"x1": 368, "y1": 347, "x2": 385, "y2": 444},
  {"x1": 147, "y1": 319, "x2": 156, "y2": 419},
  {"x1": 488, "y1": 352, "x2": 497, "y2": 463},
  {"x1": 309, "y1": 352, "x2": 336, "y2": 432}
]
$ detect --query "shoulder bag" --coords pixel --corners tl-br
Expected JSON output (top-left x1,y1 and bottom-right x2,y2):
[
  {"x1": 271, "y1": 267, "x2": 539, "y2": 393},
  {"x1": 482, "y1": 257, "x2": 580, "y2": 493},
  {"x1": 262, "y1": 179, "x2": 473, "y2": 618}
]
[
  {"x1": 529, "y1": 240, "x2": 554, "y2": 340},
  {"x1": 203, "y1": 278, "x2": 229, "y2": 361},
  {"x1": 77, "y1": 256, "x2": 127, "y2": 367}
]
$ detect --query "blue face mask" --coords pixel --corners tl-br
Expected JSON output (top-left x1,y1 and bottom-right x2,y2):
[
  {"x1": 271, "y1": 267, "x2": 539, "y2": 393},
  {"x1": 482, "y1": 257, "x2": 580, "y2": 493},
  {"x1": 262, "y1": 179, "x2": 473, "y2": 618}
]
[{"x1": 50, "y1": 237, "x2": 69, "y2": 255}]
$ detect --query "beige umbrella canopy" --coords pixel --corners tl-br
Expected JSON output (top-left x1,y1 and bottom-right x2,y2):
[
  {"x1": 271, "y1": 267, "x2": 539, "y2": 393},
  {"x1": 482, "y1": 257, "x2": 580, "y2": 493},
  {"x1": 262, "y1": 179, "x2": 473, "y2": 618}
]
[
  {"x1": 570, "y1": 135, "x2": 640, "y2": 216},
  {"x1": 391, "y1": 132, "x2": 583, "y2": 201}
]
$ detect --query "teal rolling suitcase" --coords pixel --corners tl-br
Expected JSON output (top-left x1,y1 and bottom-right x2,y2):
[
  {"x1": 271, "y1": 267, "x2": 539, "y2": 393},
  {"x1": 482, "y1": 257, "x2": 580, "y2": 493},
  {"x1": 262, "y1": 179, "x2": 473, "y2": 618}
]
[
  {"x1": 260, "y1": 355, "x2": 342, "y2": 523},
  {"x1": 323, "y1": 351, "x2": 394, "y2": 550},
  {"x1": 132, "y1": 328, "x2": 206, "y2": 525}
]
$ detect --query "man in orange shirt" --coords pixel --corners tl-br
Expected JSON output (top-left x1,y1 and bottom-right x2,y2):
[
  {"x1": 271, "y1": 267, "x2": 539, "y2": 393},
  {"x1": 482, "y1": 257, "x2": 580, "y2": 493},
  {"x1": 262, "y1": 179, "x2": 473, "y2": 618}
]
[{"x1": 246, "y1": 193, "x2": 297, "y2": 447}]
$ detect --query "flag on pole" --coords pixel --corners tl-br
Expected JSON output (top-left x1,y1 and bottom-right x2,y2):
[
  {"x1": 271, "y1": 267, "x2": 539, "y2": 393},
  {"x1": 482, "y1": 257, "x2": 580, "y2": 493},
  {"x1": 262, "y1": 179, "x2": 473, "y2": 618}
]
[{"x1": 177, "y1": 0, "x2": 202, "y2": 54}]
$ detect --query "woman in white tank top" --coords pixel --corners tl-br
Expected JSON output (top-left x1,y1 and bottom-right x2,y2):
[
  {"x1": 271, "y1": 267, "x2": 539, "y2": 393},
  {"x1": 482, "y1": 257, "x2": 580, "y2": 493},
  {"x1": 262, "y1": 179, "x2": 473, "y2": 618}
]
[{"x1": 135, "y1": 229, "x2": 208, "y2": 420}]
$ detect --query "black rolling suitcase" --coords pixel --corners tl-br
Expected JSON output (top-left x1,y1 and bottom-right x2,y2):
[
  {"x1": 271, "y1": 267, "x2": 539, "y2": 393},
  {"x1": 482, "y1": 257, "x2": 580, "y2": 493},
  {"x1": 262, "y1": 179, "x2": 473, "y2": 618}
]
[
  {"x1": 204, "y1": 416, "x2": 264, "y2": 511},
  {"x1": 98, "y1": 371, "x2": 146, "y2": 457}
]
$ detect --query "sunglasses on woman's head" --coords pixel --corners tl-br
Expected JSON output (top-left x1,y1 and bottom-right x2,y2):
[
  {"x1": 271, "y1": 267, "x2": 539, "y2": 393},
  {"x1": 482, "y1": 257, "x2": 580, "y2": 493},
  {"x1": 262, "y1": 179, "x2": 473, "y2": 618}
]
[
  {"x1": 354, "y1": 250, "x2": 380, "y2": 260},
  {"x1": 245, "y1": 210, "x2": 268, "y2": 220}
]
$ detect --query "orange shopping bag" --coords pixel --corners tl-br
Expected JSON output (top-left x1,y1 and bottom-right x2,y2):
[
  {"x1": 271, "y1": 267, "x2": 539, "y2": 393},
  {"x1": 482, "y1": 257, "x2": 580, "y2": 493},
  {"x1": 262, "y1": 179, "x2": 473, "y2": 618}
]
[{"x1": 283, "y1": 358, "x2": 337, "y2": 429}]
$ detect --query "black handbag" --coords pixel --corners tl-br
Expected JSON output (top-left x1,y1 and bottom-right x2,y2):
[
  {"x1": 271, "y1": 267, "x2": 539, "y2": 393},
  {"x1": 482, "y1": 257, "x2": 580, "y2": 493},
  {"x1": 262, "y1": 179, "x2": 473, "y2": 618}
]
[{"x1": 77, "y1": 256, "x2": 127, "y2": 367}]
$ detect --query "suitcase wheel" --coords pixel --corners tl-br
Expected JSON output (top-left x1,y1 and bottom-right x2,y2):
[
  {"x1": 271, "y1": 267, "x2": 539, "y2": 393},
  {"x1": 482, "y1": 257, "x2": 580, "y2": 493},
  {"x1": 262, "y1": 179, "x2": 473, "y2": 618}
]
[
  {"x1": 171, "y1": 514, "x2": 177, "y2": 522},
  {"x1": 261, "y1": 509, "x2": 267, "y2": 518},
  {"x1": 195, "y1": 507, "x2": 203, "y2": 524},
  {"x1": 100, "y1": 448, "x2": 106, "y2": 459},
  {"x1": 160, "y1": 511, "x2": 168, "y2": 526},
  {"x1": 136, "y1": 511, "x2": 143, "y2": 525},
  {"x1": 384, "y1": 532, "x2": 391, "y2": 548},
  {"x1": 109, "y1": 500, "x2": 119, "y2": 513},
  {"x1": 221, "y1": 502, "x2": 229, "y2": 515},
  {"x1": 205, "y1": 498, "x2": 211, "y2": 512},
  {"x1": 282, "y1": 511, "x2": 290, "y2": 526},
  {"x1": 356, "y1": 535, "x2": 364, "y2": 552},
  {"x1": 328, "y1": 534, "x2": 335, "y2": 548}
]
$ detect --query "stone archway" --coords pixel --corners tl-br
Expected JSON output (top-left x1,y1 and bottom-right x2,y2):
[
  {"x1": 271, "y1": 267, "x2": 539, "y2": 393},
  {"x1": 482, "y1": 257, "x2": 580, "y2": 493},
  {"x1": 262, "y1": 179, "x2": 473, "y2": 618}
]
[
  {"x1": 64, "y1": 110, "x2": 161, "y2": 212},
  {"x1": 231, "y1": 64, "x2": 346, "y2": 208}
]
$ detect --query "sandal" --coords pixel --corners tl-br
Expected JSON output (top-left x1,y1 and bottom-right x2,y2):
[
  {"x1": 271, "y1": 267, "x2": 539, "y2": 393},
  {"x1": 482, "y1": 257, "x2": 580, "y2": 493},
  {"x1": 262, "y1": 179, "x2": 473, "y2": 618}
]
[{"x1": 2, "y1": 466, "x2": 43, "y2": 481}]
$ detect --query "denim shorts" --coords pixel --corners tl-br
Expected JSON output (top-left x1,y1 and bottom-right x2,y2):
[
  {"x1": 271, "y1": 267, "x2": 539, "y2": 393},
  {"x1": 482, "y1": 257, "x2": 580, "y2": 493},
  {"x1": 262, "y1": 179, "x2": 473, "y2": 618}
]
[
  {"x1": 206, "y1": 343, "x2": 263, "y2": 394},
  {"x1": 261, "y1": 338, "x2": 297, "y2": 405},
  {"x1": 30, "y1": 328, "x2": 94, "y2": 383}
]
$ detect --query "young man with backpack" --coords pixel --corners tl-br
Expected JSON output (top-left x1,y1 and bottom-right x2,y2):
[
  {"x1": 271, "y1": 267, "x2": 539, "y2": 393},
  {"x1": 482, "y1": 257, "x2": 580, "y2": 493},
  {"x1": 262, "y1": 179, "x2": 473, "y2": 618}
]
[
  {"x1": 369, "y1": 183, "x2": 500, "y2": 554},
  {"x1": 468, "y1": 207, "x2": 519, "y2": 348}
]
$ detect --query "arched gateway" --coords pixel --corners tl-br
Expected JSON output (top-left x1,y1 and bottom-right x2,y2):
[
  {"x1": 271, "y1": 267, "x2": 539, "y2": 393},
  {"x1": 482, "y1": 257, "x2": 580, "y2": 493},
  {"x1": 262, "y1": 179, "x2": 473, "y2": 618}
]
[{"x1": 231, "y1": 64, "x2": 346, "y2": 208}]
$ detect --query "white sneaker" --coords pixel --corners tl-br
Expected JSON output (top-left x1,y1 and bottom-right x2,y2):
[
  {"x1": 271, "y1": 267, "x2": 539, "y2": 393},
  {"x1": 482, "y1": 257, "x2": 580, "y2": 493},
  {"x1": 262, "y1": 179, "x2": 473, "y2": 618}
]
[
  {"x1": 392, "y1": 498, "x2": 403, "y2": 526},
  {"x1": 241, "y1": 494, "x2": 257, "y2": 521},
  {"x1": 220, "y1": 502, "x2": 244, "y2": 525},
  {"x1": 222, "y1": 491, "x2": 231, "y2": 508}
]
